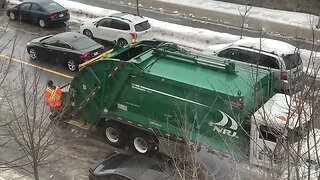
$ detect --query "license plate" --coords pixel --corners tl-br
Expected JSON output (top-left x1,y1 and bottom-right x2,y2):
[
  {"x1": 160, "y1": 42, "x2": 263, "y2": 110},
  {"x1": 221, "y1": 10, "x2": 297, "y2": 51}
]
[
  {"x1": 59, "y1": 13, "x2": 64, "y2": 17},
  {"x1": 93, "y1": 52, "x2": 99, "y2": 56}
]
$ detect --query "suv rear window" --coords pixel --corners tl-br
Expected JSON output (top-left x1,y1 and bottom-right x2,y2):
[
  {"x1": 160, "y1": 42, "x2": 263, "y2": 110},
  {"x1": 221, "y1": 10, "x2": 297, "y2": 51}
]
[
  {"x1": 134, "y1": 21, "x2": 151, "y2": 32},
  {"x1": 283, "y1": 53, "x2": 302, "y2": 69}
]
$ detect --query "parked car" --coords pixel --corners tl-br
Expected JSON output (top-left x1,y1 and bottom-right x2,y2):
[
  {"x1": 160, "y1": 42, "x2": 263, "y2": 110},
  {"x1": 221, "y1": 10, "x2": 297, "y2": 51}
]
[
  {"x1": 89, "y1": 149, "x2": 235, "y2": 180},
  {"x1": 80, "y1": 12, "x2": 151, "y2": 46},
  {"x1": 26, "y1": 32, "x2": 106, "y2": 71},
  {"x1": 203, "y1": 38, "x2": 305, "y2": 93},
  {"x1": 6, "y1": 0, "x2": 70, "y2": 28},
  {"x1": 89, "y1": 152, "x2": 174, "y2": 180}
]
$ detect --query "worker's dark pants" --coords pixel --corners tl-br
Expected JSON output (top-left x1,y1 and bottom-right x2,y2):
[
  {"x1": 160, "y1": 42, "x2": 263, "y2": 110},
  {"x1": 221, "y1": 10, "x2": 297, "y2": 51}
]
[{"x1": 49, "y1": 106, "x2": 62, "y2": 120}]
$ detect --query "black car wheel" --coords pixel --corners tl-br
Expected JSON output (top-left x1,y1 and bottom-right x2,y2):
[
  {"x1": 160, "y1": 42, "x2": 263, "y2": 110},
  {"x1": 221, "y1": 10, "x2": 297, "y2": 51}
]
[
  {"x1": 83, "y1": 29, "x2": 93, "y2": 39},
  {"x1": 29, "y1": 48, "x2": 38, "y2": 60},
  {"x1": 67, "y1": 60, "x2": 78, "y2": 72},
  {"x1": 104, "y1": 122, "x2": 125, "y2": 147},
  {"x1": 38, "y1": 19, "x2": 46, "y2": 28},
  {"x1": 9, "y1": 12, "x2": 15, "y2": 21},
  {"x1": 118, "y1": 38, "x2": 128, "y2": 46}
]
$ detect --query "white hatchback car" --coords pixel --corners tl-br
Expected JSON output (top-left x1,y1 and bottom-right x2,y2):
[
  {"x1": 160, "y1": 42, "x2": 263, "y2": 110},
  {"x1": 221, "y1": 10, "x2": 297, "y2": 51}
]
[
  {"x1": 203, "y1": 38, "x2": 305, "y2": 93},
  {"x1": 80, "y1": 12, "x2": 151, "y2": 46}
]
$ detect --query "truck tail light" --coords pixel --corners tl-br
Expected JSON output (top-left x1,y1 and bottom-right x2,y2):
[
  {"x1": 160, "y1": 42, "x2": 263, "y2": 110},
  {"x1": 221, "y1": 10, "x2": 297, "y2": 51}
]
[
  {"x1": 280, "y1": 71, "x2": 288, "y2": 80},
  {"x1": 49, "y1": 13, "x2": 58, "y2": 20},
  {"x1": 80, "y1": 52, "x2": 90, "y2": 59}
]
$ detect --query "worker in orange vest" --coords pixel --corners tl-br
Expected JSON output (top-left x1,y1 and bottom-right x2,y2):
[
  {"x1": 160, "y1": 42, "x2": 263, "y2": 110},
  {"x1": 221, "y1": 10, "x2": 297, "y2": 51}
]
[{"x1": 45, "y1": 80, "x2": 62, "y2": 117}]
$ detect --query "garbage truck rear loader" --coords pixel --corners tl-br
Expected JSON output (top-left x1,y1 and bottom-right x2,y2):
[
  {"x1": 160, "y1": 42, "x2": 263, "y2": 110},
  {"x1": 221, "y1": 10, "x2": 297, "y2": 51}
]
[{"x1": 62, "y1": 40, "x2": 274, "y2": 158}]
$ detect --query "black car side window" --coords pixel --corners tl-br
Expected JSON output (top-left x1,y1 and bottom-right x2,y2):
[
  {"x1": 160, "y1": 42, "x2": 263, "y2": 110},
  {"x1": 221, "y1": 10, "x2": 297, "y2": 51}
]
[
  {"x1": 55, "y1": 40, "x2": 71, "y2": 49},
  {"x1": 19, "y1": 3, "x2": 31, "y2": 10},
  {"x1": 30, "y1": 4, "x2": 43, "y2": 12},
  {"x1": 43, "y1": 38, "x2": 59, "y2": 46}
]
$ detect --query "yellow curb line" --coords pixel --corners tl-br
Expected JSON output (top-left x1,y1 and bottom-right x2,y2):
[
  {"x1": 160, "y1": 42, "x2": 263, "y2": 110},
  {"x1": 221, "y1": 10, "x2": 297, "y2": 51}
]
[{"x1": 0, "y1": 54, "x2": 74, "y2": 79}]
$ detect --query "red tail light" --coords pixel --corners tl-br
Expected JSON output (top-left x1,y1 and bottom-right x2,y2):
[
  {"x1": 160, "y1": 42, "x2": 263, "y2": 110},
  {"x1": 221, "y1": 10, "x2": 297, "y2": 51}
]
[
  {"x1": 280, "y1": 71, "x2": 288, "y2": 80},
  {"x1": 80, "y1": 52, "x2": 90, "y2": 59},
  {"x1": 129, "y1": 32, "x2": 137, "y2": 39},
  {"x1": 49, "y1": 13, "x2": 58, "y2": 19}
]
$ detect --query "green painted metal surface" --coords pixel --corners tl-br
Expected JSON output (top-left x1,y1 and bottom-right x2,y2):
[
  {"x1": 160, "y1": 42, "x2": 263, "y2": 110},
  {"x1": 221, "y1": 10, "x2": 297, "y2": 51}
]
[{"x1": 63, "y1": 40, "x2": 274, "y2": 157}]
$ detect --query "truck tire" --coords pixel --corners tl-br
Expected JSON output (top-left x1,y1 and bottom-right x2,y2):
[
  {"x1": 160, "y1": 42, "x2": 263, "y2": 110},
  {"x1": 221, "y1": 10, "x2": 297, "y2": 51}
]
[
  {"x1": 103, "y1": 122, "x2": 125, "y2": 147},
  {"x1": 131, "y1": 132, "x2": 158, "y2": 154}
]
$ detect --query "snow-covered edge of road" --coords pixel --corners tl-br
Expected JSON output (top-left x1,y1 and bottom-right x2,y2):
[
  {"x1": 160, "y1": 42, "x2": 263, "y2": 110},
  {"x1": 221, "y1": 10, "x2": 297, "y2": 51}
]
[{"x1": 8, "y1": 0, "x2": 320, "y2": 75}]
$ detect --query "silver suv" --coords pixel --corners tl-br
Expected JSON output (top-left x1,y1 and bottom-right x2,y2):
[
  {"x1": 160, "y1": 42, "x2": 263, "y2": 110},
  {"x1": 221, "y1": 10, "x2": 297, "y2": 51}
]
[{"x1": 204, "y1": 38, "x2": 304, "y2": 93}]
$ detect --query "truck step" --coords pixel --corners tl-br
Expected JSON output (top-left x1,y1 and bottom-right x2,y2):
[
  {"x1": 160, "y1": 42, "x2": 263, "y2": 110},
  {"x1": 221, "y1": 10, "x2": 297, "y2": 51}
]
[{"x1": 67, "y1": 119, "x2": 92, "y2": 130}]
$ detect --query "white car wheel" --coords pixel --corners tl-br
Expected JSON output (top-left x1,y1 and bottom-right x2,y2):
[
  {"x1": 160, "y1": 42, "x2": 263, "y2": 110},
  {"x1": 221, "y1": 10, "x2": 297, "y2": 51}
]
[
  {"x1": 118, "y1": 39, "x2": 128, "y2": 46},
  {"x1": 83, "y1": 29, "x2": 93, "y2": 39}
]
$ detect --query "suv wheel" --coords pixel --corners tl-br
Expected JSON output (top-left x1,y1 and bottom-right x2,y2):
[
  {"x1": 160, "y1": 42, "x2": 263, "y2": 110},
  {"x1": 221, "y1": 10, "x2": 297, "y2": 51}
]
[
  {"x1": 83, "y1": 29, "x2": 93, "y2": 39},
  {"x1": 118, "y1": 38, "x2": 128, "y2": 46}
]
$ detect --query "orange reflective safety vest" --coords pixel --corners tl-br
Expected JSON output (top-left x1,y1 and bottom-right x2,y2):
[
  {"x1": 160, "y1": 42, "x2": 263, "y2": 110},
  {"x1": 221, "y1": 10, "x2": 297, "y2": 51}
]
[{"x1": 45, "y1": 87, "x2": 62, "y2": 107}]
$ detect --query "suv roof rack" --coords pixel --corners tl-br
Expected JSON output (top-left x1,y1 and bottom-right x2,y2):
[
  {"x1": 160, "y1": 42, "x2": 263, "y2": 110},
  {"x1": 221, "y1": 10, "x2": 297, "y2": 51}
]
[
  {"x1": 237, "y1": 45, "x2": 277, "y2": 55},
  {"x1": 109, "y1": 14, "x2": 132, "y2": 23}
]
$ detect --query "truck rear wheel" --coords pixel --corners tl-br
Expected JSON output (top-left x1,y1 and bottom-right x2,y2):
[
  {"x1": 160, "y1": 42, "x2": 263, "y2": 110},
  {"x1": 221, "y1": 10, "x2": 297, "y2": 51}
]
[
  {"x1": 104, "y1": 122, "x2": 125, "y2": 147},
  {"x1": 131, "y1": 132, "x2": 158, "y2": 154}
]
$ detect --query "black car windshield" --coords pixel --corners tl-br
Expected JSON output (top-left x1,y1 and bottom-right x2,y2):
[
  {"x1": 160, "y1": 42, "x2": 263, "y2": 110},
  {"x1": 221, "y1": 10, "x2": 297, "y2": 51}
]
[
  {"x1": 283, "y1": 53, "x2": 302, "y2": 69},
  {"x1": 134, "y1": 21, "x2": 151, "y2": 32},
  {"x1": 42, "y1": 2, "x2": 64, "y2": 12},
  {"x1": 70, "y1": 37, "x2": 98, "y2": 50}
]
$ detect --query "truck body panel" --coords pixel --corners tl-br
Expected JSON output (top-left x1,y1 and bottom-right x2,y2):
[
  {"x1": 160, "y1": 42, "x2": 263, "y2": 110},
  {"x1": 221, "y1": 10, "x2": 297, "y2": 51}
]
[{"x1": 63, "y1": 40, "x2": 274, "y2": 158}]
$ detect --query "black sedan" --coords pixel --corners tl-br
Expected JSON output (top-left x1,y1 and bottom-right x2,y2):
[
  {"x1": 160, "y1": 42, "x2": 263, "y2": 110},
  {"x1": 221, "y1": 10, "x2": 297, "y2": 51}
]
[
  {"x1": 89, "y1": 152, "x2": 174, "y2": 180},
  {"x1": 27, "y1": 32, "x2": 106, "y2": 72},
  {"x1": 6, "y1": 0, "x2": 69, "y2": 28}
]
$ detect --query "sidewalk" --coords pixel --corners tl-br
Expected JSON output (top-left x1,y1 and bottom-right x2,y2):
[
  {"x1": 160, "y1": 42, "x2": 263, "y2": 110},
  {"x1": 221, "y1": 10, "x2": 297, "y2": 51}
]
[{"x1": 118, "y1": 0, "x2": 320, "y2": 42}]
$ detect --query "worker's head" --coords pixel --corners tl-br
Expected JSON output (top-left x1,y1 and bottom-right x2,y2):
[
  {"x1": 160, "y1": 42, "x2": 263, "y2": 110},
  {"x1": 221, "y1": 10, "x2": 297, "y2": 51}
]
[{"x1": 47, "y1": 80, "x2": 53, "y2": 87}]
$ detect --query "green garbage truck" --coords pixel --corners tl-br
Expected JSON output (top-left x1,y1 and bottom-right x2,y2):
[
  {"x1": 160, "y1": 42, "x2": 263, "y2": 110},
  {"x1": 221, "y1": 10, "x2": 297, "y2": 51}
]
[{"x1": 61, "y1": 40, "x2": 274, "y2": 159}]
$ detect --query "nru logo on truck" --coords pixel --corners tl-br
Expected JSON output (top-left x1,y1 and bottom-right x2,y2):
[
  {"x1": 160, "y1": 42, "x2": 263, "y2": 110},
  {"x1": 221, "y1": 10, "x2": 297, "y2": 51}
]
[{"x1": 208, "y1": 111, "x2": 238, "y2": 138}]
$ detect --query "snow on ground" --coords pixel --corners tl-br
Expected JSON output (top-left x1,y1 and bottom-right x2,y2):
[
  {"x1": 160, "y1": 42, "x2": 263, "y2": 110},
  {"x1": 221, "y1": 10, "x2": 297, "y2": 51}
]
[
  {"x1": 157, "y1": 0, "x2": 319, "y2": 27},
  {"x1": 10, "y1": 0, "x2": 320, "y2": 74},
  {"x1": 0, "y1": 167, "x2": 32, "y2": 180}
]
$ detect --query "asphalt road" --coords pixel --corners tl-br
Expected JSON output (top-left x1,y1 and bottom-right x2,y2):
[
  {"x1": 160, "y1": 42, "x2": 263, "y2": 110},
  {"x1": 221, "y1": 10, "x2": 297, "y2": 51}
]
[{"x1": 71, "y1": 0, "x2": 320, "y2": 51}]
